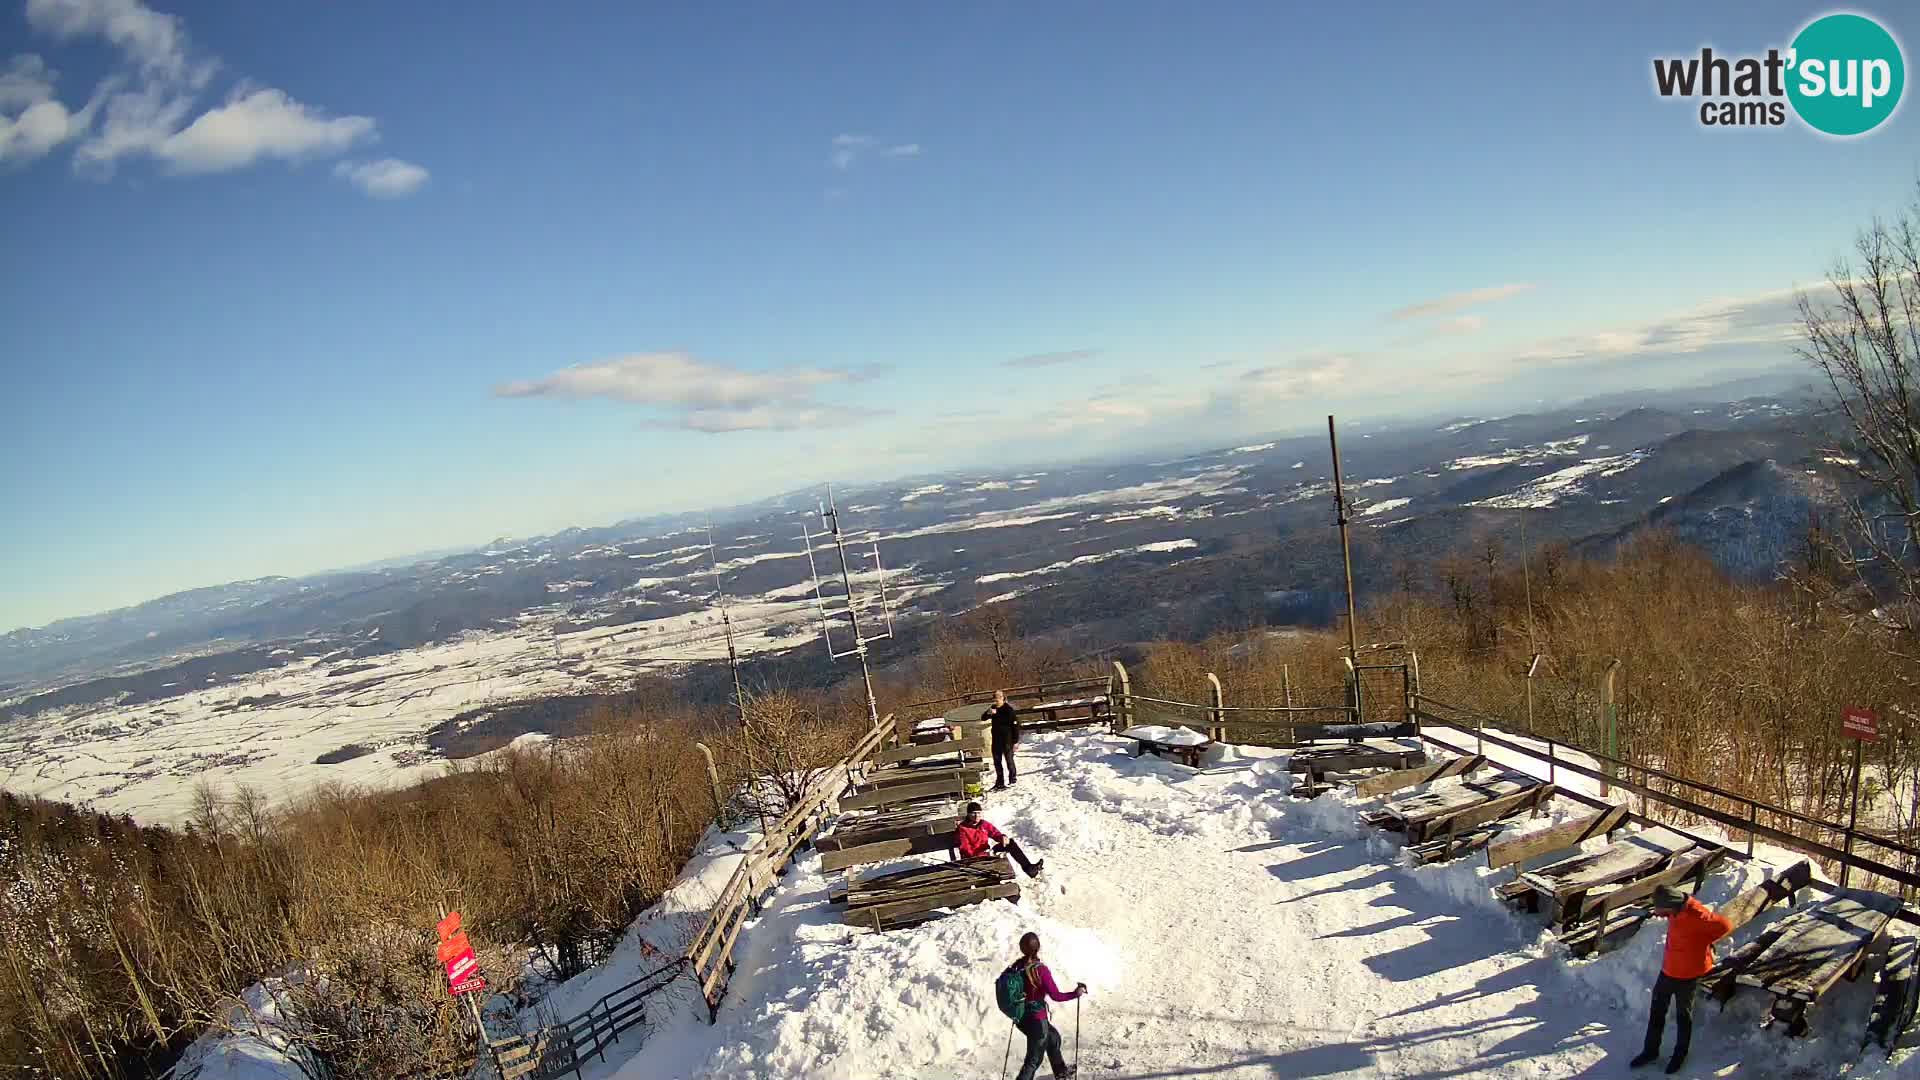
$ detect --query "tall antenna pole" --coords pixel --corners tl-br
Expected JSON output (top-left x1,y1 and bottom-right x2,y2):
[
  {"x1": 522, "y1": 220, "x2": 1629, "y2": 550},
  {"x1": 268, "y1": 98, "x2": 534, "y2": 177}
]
[
  {"x1": 1328, "y1": 415, "x2": 1361, "y2": 664},
  {"x1": 820, "y1": 488, "x2": 884, "y2": 726},
  {"x1": 708, "y1": 524, "x2": 766, "y2": 836},
  {"x1": 1519, "y1": 512, "x2": 1538, "y2": 653}
]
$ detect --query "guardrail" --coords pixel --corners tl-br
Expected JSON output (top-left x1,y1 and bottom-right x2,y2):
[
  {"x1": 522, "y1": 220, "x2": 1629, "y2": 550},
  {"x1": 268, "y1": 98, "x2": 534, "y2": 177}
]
[
  {"x1": 1118, "y1": 692, "x2": 1359, "y2": 745},
  {"x1": 686, "y1": 712, "x2": 894, "y2": 1022},
  {"x1": 896, "y1": 676, "x2": 1114, "y2": 718},
  {"x1": 1412, "y1": 693, "x2": 1920, "y2": 896}
]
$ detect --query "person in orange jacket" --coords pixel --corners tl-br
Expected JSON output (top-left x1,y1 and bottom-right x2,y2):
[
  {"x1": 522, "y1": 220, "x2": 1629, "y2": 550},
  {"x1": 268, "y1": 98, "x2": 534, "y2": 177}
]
[{"x1": 1632, "y1": 885, "x2": 1732, "y2": 1074}]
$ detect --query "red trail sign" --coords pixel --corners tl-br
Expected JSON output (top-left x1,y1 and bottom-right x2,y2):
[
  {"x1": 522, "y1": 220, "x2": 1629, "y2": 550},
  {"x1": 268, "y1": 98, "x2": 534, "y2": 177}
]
[{"x1": 1843, "y1": 706, "x2": 1879, "y2": 742}]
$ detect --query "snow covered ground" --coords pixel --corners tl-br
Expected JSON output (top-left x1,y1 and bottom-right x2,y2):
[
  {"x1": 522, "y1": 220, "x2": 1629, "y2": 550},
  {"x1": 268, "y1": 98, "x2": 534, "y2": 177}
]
[{"x1": 535, "y1": 729, "x2": 1917, "y2": 1080}]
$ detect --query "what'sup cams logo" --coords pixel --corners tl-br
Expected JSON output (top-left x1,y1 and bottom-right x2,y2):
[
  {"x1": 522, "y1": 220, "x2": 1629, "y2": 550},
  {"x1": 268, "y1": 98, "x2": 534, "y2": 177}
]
[{"x1": 1653, "y1": 11, "x2": 1904, "y2": 136}]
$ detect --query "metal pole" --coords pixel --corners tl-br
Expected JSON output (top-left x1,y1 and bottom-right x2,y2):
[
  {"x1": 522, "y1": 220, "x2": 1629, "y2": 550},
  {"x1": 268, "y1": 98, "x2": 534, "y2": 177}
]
[
  {"x1": 1328, "y1": 416, "x2": 1361, "y2": 669},
  {"x1": 824, "y1": 490, "x2": 883, "y2": 726},
  {"x1": 710, "y1": 526, "x2": 768, "y2": 837},
  {"x1": 1844, "y1": 738, "x2": 1863, "y2": 889}
]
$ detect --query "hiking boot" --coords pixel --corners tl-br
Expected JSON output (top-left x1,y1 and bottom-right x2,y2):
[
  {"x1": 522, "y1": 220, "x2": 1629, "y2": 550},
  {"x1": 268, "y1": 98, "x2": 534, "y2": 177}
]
[
  {"x1": 1030, "y1": 860, "x2": 1045, "y2": 878},
  {"x1": 1629, "y1": 1050, "x2": 1659, "y2": 1069},
  {"x1": 1053, "y1": 1068, "x2": 1076, "y2": 1079},
  {"x1": 1665, "y1": 1053, "x2": 1686, "y2": 1075},
  {"x1": 992, "y1": 784, "x2": 1007, "y2": 792}
]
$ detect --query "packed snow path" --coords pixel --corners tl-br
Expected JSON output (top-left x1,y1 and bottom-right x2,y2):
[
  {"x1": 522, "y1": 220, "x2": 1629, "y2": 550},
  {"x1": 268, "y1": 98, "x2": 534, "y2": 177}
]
[{"x1": 598, "y1": 730, "x2": 1900, "y2": 1080}]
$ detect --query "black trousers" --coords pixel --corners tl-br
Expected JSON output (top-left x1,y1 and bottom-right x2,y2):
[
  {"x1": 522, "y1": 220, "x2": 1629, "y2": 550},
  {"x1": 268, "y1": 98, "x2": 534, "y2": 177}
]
[
  {"x1": 996, "y1": 839, "x2": 1041, "y2": 877},
  {"x1": 1014, "y1": 1014, "x2": 1067, "y2": 1080},
  {"x1": 1641, "y1": 973, "x2": 1697, "y2": 1059},
  {"x1": 993, "y1": 734, "x2": 1018, "y2": 786}
]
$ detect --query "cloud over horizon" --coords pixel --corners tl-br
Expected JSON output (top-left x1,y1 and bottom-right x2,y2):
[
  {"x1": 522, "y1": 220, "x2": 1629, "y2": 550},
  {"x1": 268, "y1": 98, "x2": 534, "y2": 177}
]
[
  {"x1": 829, "y1": 133, "x2": 921, "y2": 170},
  {"x1": 495, "y1": 352, "x2": 890, "y2": 433},
  {"x1": 4, "y1": 0, "x2": 426, "y2": 192},
  {"x1": 1388, "y1": 283, "x2": 1536, "y2": 321},
  {"x1": 1002, "y1": 349, "x2": 1100, "y2": 369}
]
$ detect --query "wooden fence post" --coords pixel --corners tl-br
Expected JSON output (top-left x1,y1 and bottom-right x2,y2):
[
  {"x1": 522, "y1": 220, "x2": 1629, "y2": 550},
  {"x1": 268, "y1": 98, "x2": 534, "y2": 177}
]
[
  {"x1": 693, "y1": 743, "x2": 726, "y2": 824},
  {"x1": 1600, "y1": 659, "x2": 1621, "y2": 798},
  {"x1": 1111, "y1": 661, "x2": 1133, "y2": 733},
  {"x1": 1206, "y1": 672, "x2": 1225, "y2": 743}
]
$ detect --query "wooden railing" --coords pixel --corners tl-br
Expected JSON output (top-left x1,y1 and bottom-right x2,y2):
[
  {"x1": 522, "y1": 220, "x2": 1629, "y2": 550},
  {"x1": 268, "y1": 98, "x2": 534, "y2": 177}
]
[{"x1": 686, "y1": 712, "x2": 894, "y2": 1021}]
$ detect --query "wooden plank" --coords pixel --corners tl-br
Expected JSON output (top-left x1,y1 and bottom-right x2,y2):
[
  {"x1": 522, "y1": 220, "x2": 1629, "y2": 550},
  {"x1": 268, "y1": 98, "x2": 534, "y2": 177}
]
[
  {"x1": 872, "y1": 737, "x2": 988, "y2": 765},
  {"x1": 1869, "y1": 936, "x2": 1919, "y2": 1048},
  {"x1": 1564, "y1": 845, "x2": 1726, "y2": 934},
  {"x1": 1407, "y1": 819, "x2": 1510, "y2": 864},
  {"x1": 1384, "y1": 775, "x2": 1531, "y2": 829},
  {"x1": 1518, "y1": 827, "x2": 1696, "y2": 901},
  {"x1": 859, "y1": 767, "x2": 968, "y2": 791},
  {"x1": 840, "y1": 777, "x2": 965, "y2": 812},
  {"x1": 1354, "y1": 754, "x2": 1486, "y2": 799},
  {"x1": 1737, "y1": 892, "x2": 1901, "y2": 1001},
  {"x1": 1486, "y1": 804, "x2": 1628, "y2": 870},
  {"x1": 819, "y1": 833, "x2": 958, "y2": 872},
  {"x1": 844, "y1": 861, "x2": 1015, "y2": 908},
  {"x1": 1288, "y1": 744, "x2": 1426, "y2": 775},
  {"x1": 1412, "y1": 783, "x2": 1554, "y2": 846},
  {"x1": 1720, "y1": 860, "x2": 1814, "y2": 934},
  {"x1": 843, "y1": 882, "x2": 1021, "y2": 928},
  {"x1": 817, "y1": 812, "x2": 957, "y2": 851}
]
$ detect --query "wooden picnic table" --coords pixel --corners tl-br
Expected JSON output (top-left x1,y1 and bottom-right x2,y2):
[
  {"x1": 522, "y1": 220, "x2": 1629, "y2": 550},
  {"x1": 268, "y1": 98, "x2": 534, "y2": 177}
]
[
  {"x1": 1512, "y1": 826, "x2": 1695, "y2": 923},
  {"x1": 1734, "y1": 890, "x2": 1902, "y2": 1026},
  {"x1": 1380, "y1": 774, "x2": 1533, "y2": 838},
  {"x1": 1119, "y1": 724, "x2": 1212, "y2": 767}
]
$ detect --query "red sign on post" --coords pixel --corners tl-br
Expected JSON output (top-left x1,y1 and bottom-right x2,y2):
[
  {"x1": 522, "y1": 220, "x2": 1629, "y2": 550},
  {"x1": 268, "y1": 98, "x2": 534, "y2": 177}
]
[
  {"x1": 435, "y1": 911, "x2": 487, "y2": 996},
  {"x1": 1843, "y1": 706, "x2": 1880, "y2": 742}
]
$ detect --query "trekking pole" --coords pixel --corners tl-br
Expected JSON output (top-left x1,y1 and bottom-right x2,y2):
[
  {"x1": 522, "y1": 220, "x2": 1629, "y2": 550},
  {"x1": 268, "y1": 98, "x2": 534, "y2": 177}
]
[
  {"x1": 1001, "y1": 1023, "x2": 1013, "y2": 1080},
  {"x1": 1074, "y1": 995, "x2": 1081, "y2": 1071}
]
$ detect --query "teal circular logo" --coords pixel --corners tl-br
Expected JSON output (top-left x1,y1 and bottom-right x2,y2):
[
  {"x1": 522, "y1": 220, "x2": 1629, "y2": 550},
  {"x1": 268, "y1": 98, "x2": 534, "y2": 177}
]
[{"x1": 1787, "y1": 13, "x2": 1904, "y2": 136}]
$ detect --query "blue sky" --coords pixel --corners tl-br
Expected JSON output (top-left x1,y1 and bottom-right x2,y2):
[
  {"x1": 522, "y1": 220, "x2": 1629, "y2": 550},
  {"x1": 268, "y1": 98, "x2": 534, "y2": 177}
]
[{"x1": 2, "y1": 1, "x2": 1916, "y2": 631}]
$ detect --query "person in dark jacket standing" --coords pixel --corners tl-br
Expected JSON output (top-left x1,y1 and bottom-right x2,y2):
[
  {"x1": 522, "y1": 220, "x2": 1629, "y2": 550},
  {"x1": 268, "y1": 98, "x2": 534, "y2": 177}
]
[
  {"x1": 1632, "y1": 885, "x2": 1732, "y2": 1074},
  {"x1": 985, "y1": 689, "x2": 1020, "y2": 790}
]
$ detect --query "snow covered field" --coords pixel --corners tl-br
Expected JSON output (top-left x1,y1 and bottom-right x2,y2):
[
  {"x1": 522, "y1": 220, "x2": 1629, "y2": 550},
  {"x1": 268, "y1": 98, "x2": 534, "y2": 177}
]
[
  {"x1": 503, "y1": 729, "x2": 1914, "y2": 1080},
  {"x1": 0, "y1": 569, "x2": 941, "y2": 824}
]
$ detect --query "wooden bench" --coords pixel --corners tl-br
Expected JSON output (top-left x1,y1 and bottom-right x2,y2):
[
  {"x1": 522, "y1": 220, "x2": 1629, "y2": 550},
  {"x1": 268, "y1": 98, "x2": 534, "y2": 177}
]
[
  {"x1": 1368, "y1": 772, "x2": 1536, "y2": 844},
  {"x1": 1403, "y1": 784, "x2": 1557, "y2": 864},
  {"x1": 1726, "y1": 889, "x2": 1902, "y2": 1036},
  {"x1": 833, "y1": 855, "x2": 1020, "y2": 931},
  {"x1": 1118, "y1": 723, "x2": 1212, "y2": 768},
  {"x1": 1556, "y1": 845, "x2": 1732, "y2": 956},
  {"x1": 1504, "y1": 826, "x2": 1697, "y2": 928},
  {"x1": 1288, "y1": 742, "x2": 1428, "y2": 799},
  {"x1": 816, "y1": 805, "x2": 959, "y2": 853}
]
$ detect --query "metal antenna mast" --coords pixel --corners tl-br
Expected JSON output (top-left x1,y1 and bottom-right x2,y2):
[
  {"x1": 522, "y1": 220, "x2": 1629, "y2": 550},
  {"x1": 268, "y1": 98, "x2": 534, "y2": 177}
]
[
  {"x1": 800, "y1": 486, "x2": 892, "y2": 725},
  {"x1": 708, "y1": 524, "x2": 766, "y2": 835},
  {"x1": 1328, "y1": 415, "x2": 1361, "y2": 663}
]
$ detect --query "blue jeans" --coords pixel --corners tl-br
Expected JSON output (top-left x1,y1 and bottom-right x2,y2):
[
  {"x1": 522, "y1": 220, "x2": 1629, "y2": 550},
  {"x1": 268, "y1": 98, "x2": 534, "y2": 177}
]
[{"x1": 1015, "y1": 1013, "x2": 1067, "y2": 1080}]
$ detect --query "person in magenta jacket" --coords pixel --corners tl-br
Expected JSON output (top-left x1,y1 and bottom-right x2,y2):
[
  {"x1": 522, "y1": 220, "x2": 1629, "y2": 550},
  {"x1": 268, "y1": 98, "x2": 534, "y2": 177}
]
[
  {"x1": 951, "y1": 801, "x2": 1044, "y2": 877},
  {"x1": 1009, "y1": 931, "x2": 1084, "y2": 1080}
]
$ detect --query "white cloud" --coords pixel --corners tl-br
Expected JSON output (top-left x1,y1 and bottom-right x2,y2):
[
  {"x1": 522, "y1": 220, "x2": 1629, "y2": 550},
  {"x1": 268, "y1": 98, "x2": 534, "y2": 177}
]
[
  {"x1": 829, "y1": 133, "x2": 920, "y2": 170},
  {"x1": 1435, "y1": 314, "x2": 1484, "y2": 335},
  {"x1": 0, "y1": 54, "x2": 97, "y2": 164},
  {"x1": 494, "y1": 352, "x2": 889, "y2": 433},
  {"x1": 1002, "y1": 349, "x2": 1099, "y2": 369},
  {"x1": 152, "y1": 86, "x2": 373, "y2": 173},
  {"x1": 1388, "y1": 283, "x2": 1535, "y2": 321},
  {"x1": 15, "y1": 0, "x2": 420, "y2": 187},
  {"x1": 333, "y1": 157, "x2": 429, "y2": 198},
  {"x1": 26, "y1": 0, "x2": 205, "y2": 85}
]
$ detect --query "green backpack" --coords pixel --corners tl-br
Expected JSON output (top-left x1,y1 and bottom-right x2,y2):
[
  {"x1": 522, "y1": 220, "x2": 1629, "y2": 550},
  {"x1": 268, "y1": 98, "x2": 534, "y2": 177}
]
[{"x1": 994, "y1": 962, "x2": 1031, "y2": 1021}]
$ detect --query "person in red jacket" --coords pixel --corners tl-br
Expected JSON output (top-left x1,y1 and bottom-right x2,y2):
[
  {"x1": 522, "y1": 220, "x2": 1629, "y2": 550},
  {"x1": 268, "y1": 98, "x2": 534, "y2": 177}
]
[
  {"x1": 1632, "y1": 885, "x2": 1733, "y2": 1073},
  {"x1": 951, "y1": 801, "x2": 1044, "y2": 877},
  {"x1": 1009, "y1": 931, "x2": 1085, "y2": 1080}
]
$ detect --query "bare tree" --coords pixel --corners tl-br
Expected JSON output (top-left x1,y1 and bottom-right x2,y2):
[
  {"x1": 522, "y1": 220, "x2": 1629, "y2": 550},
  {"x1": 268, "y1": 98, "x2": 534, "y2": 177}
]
[{"x1": 1801, "y1": 181, "x2": 1920, "y2": 650}]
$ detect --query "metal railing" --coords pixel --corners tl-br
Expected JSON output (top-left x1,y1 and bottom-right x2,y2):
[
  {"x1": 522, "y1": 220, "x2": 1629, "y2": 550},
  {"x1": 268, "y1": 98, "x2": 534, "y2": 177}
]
[{"x1": 1412, "y1": 694, "x2": 1920, "y2": 895}]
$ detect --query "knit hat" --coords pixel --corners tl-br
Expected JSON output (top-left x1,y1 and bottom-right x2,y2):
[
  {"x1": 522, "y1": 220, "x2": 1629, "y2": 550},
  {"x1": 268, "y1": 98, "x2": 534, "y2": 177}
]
[{"x1": 1651, "y1": 885, "x2": 1687, "y2": 912}]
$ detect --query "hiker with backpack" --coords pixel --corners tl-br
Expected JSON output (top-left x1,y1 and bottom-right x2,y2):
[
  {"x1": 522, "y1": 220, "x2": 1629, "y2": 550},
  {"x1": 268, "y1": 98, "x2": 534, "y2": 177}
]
[
  {"x1": 952, "y1": 801, "x2": 1044, "y2": 877},
  {"x1": 1632, "y1": 885, "x2": 1732, "y2": 1074},
  {"x1": 995, "y1": 931, "x2": 1085, "y2": 1080}
]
